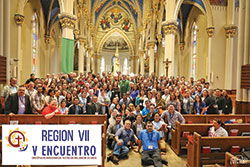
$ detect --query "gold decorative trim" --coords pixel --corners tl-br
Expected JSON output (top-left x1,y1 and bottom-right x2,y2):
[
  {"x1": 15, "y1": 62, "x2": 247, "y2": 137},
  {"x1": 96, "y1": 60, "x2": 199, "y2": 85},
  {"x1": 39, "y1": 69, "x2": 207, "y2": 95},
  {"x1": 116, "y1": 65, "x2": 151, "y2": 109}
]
[
  {"x1": 224, "y1": 25, "x2": 238, "y2": 38},
  {"x1": 206, "y1": 27, "x2": 215, "y2": 37},
  {"x1": 44, "y1": 35, "x2": 51, "y2": 44},
  {"x1": 78, "y1": 37, "x2": 87, "y2": 46},
  {"x1": 73, "y1": 29, "x2": 80, "y2": 39},
  {"x1": 180, "y1": 42, "x2": 185, "y2": 50},
  {"x1": 58, "y1": 13, "x2": 77, "y2": 29},
  {"x1": 147, "y1": 40, "x2": 156, "y2": 49},
  {"x1": 157, "y1": 34, "x2": 162, "y2": 43},
  {"x1": 162, "y1": 21, "x2": 178, "y2": 35},
  {"x1": 14, "y1": 14, "x2": 24, "y2": 25}
]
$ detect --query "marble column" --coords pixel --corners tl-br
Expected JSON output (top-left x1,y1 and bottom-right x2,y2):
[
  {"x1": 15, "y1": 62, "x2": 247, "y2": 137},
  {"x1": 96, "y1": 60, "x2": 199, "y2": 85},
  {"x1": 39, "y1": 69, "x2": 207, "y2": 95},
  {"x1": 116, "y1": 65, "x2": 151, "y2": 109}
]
[
  {"x1": 14, "y1": 14, "x2": 24, "y2": 84},
  {"x1": 243, "y1": 0, "x2": 250, "y2": 102},
  {"x1": 236, "y1": 0, "x2": 245, "y2": 102},
  {"x1": 179, "y1": 42, "x2": 185, "y2": 76},
  {"x1": 162, "y1": 21, "x2": 178, "y2": 77},
  {"x1": 148, "y1": 41, "x2": 156, "y2": 75},
  {"x1": 206, "y1": 27, "x2": 215, "y2": 84},
  {"x1": 3, "y1": 0, "x2": 10, "y2": 83},
  {"x1": 78, "y1": 37, "x2": 86, "y2": 74},
  {"x1": 224, "y1": 25, "x2": 237, "y2": 90},
  {"x1": 134, "y1": 56, "x2": 139, "y2": 75},
  {"x1": 139, "y1": 51, "x2": 144, "y2": 75},
  {"x1": 96, "y1": 53, "x2": 101, "y2": 74},
  {"x1": 44, "y1": 35, "x2": 51, "y2": 75},
  {"x1": 86, "y1": 48, "x2": 92, "y2": 73}
]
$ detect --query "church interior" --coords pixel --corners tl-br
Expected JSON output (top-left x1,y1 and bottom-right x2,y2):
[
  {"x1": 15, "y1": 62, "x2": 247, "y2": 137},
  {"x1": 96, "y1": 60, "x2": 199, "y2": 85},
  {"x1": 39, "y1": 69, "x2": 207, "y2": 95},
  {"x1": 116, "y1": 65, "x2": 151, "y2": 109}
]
[
  {"x1": 0, "y1": 0, "x2": 250, "y2": 110},
  {"x1": 0, "y1": 0, "x2": 250, "y2": 166}
]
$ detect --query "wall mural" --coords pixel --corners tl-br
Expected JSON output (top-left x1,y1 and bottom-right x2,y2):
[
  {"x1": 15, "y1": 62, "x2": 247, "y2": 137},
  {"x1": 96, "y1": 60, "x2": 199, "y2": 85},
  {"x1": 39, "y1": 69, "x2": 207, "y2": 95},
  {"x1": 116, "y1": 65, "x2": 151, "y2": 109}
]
[
  {"x1": 99, "y1": 8, "x2": 132, "y2": 32},
  {"x1": 100, "y1": 16, "x2": 111, "y2": 30},
  {"x1": 103, "y1": 34, "x2": 129, "y2": 51}
]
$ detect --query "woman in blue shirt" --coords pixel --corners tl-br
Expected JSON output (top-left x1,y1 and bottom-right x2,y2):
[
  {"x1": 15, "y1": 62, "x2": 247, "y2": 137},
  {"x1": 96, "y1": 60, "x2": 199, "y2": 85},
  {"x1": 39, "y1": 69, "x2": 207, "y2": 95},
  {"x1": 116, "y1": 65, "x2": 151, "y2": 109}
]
[{"x1": 193, "y1": 95, "x2": 207, "y2": 115}]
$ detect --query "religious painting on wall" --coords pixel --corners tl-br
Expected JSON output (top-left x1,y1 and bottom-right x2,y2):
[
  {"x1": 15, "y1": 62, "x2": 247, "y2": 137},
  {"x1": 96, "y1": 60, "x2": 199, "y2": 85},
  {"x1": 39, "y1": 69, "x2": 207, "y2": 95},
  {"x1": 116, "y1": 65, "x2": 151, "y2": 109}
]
[
  {"x1": 122, "y1": 18, "x2": 131, "y2": 32},
  {"x1": 110, "y1": 12, "x2": 122, "y2": 24},
  {"x1": 98, "y1": 8, "x2": 133, "y2": 33},
  {"x1": 100, "y1": 16, "x2": 111, "y2": 30}
]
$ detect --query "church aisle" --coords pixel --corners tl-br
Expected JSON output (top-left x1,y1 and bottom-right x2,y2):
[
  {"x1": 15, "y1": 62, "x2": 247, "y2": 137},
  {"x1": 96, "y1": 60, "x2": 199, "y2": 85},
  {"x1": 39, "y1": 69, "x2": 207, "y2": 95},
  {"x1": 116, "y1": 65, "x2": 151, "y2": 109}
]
[{"x1": 105, "y1": 144, "x2": 187, "y2": 167}]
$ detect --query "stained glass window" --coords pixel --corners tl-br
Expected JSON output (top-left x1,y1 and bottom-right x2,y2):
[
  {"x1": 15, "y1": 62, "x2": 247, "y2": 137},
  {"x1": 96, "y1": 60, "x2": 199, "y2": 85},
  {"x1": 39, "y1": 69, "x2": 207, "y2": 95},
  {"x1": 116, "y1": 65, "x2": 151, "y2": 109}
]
[
  {"x1": 32, "y1": 13, "x2": 38, "y2": 74},
  {"x1": 191, "y1": 22, "x2": 197, "y2": 80}
]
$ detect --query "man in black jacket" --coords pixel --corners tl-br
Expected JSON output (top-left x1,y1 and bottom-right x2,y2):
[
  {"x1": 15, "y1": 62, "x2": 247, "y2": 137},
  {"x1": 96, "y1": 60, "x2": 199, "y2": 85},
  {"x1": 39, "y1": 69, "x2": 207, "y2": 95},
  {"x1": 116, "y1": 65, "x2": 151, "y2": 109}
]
[
  {"x1": 86, "y1": 96, "x2": 102, "y2": 114},
  {"x1": 68, "y1": 97, "x2": 84, "y2": 114},
  {"x1": 5, "y1": 86, "x2": 32, "y2": 115}
]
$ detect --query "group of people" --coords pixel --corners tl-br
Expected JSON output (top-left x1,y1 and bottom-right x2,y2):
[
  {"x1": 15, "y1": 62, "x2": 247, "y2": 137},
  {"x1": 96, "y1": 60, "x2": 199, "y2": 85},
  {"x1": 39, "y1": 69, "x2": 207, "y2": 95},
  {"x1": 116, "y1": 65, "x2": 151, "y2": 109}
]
[{"x1": 0, "y1": 72, "x2": 233, "y2": 166}]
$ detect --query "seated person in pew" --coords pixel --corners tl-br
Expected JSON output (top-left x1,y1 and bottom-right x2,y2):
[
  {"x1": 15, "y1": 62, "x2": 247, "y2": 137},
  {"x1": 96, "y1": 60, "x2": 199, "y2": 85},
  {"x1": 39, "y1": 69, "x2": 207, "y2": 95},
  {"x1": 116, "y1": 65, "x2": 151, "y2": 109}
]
[
  {"x1": 107, "y1": 113, "x2": 123, "y2": 149},
  {"x1": 136, "y1": 121, "x2": 168, "y2": 167},
  {"x1": 208, "y1": 118, "x2": 228, "y2": 137},
  {"x1": 152, "y1": 113, "x2": 167, "y2": 152},
  {"x1": 161, "y1": 104, "x2": 185, "y2": 143},
  {"x1": 4, "y1": 85, "x2": 32, "y2": 115},
  {"x1": 109, "y1": 119, "x2": 137, "y2": 165},
  {"x1": 42, "y1": 99, "x2": 61, "y2": 119}
]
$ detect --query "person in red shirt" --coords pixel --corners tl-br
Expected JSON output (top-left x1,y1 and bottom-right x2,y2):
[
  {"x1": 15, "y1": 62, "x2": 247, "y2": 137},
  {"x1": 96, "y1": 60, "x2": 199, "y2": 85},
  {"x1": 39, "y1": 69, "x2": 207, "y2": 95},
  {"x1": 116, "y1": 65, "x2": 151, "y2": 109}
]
[{"x1": 42, "y1": 99, "x2": 61, "y2": 119}]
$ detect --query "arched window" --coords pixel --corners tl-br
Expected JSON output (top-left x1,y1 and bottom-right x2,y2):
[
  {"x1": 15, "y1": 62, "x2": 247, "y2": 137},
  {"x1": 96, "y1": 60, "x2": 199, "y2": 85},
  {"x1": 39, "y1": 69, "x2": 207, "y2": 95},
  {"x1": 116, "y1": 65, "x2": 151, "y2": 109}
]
[
  {"x1": 191, "y1": 22, "x2": 197, "y2": 80},
  {"x1": 32, "y1": 13, "x2": 38, "y2": 74}
]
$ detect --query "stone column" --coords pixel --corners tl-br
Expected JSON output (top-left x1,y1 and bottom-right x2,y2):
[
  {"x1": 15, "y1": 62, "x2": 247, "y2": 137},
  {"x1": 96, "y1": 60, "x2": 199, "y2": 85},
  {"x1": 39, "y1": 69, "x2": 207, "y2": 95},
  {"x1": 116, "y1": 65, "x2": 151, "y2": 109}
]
[
  {"x1": 44, "y1": 35, "x2": 51, "y2": 75},
  {"x1": 236, "y1": 0, "x2": 245, "y2": 102},
  {"x1": 129, "y1": 55, "x2": 134, "y2": 74},
  {"x1": 139, "y1": 50, "x2": 144, "y2": 75},
  {"x1": 147, "y1": 40, "x2": 156, "y2": 75},
  {"x1": 134, "y1": 56, "x2": 139, "y2": 75},
  {"x1": 58, "y1": 13, "x2": 77, "y2": 74},
  {"x1": 206, "y1": 27, "x2": 215, "y2": 84},
  {"x1": 78, "y1": 37, "x2": 86, "y2": 74},
  {"x1": 14, "y1": 14, "x2": 24, "y2": 84},
  {"x1": 243, "y1": 0, "x2": 250, "y2": 102},
  {"x1": 3, "y1": 0, "x2": 10, "y2": 83},
  {"x1": 86, "y1": 48, "x2": 92, "y2": 73},
  {"x1": 179, "y1": 42, "x2": 185, "y2": 76},
  {"x1": 224, "y1": 25, "x2": 237, "y2": 90},
  {"x1": 96, "y1": 53, "x2": 101, "y2": 74},
  {"x1": 162, "y1": 21, "x2": 178, "y2": 77}
]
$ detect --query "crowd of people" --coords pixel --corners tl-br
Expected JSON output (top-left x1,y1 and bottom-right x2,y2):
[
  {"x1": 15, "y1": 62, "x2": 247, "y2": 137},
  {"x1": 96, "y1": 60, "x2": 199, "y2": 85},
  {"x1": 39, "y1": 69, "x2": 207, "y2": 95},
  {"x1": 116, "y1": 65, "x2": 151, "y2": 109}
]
[{"x1": 0, "y1": 72, "x2": 233, "y2": 166}]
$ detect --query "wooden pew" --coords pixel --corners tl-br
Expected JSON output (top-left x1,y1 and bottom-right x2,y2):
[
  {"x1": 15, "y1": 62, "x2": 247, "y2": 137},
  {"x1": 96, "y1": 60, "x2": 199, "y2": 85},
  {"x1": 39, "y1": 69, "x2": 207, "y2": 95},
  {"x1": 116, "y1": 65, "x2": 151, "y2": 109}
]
[
  {"x1": 186, "y1": 132, "x2": 250, "y2": 167},
  {"x1": 172, "y1": 122, "x2": 250, "y2": 155},
  {"x1": 0, "y1": 115, "x2": 107, "y2": 167},
  {"x1": 225, "y1": 152, "x2": 250, "y2": 167},
  {"x1": 183, "y1": 114, "x2": 250, "y2": 124}
]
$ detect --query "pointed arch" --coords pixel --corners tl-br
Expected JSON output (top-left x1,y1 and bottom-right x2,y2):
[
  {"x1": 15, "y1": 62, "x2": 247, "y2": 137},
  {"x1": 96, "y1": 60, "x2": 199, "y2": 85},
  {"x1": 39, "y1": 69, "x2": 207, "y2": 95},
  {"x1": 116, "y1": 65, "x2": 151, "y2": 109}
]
[
  {"x1": 174, "y1": 0, "x2": 214, "y2": 27},
  {"x1": 97, "y1": 28, "x2": 134, "y2": 55}
]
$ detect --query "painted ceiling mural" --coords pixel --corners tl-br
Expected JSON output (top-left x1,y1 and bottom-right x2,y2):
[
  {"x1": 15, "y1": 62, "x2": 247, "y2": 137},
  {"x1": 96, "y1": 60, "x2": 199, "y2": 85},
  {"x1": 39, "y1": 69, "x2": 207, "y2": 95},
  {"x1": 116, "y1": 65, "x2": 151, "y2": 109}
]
[
  {"x1": 103, "y1": 32, "x2": 129, "y2": 51},
  {"x1": 99, "y1": 8, "x2": 133, "y2": 32},
  {"x1": 92, "y1": 0, "x2": 143, "y2": 27}
]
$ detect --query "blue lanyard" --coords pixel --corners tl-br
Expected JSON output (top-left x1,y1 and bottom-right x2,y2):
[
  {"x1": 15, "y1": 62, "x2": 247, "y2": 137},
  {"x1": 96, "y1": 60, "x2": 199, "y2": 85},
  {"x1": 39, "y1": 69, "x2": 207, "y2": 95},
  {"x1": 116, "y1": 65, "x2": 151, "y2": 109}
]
[{"x1": 146, "y1": 131, "x2": 154, "y2": 142}]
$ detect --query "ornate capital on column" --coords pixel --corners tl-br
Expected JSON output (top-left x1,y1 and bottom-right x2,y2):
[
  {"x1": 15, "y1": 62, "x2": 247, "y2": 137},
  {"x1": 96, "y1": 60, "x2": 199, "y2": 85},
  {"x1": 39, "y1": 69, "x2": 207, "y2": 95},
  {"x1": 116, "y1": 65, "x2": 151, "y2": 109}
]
[
  {"x1": 14, "y1": 14, "x2": 25, "y2": 25},
  {"x1": 78, "y1": 36, "x2": 87, "y2": 46},
  {"x1": 224, "y1": 25, "x2": 238, "y2": 38},
  {"x1": 44, "y1": 35, "x2": 51, "y2": 44},
  {"x1": 157, "y1": 34, "x2": 162, "y2": 43},
  {"x1": 206, "y1": 27, "x2": 215, "y2": 37},
  {"x1": 147, "y1": 40, "x2": 156, "y2": 49},
  {"x1": 73, "y1": 29, "x2": 80, "y2": 39},
  {"x1": 180, "y1": 42, "x2": 185, "y2": 51},
  {"x1": 58, "y1": 13, "x2": 77, "y2": 29},
  {"x1": 162, "y1": 21, "x2": 178, "y2": 35}
]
